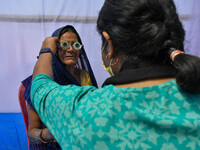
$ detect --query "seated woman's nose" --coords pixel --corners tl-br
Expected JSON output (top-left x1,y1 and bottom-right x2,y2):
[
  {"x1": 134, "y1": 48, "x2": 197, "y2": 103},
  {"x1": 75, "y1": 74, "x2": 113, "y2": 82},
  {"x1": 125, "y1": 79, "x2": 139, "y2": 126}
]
[{"x1": 67, "y1": 45, "x2": 74, "y2": 51}]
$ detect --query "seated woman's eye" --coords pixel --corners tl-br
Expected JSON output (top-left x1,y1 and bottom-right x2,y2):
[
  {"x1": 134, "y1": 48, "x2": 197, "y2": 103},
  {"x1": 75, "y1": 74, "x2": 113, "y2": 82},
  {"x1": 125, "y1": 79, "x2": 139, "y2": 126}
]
[
  {"x1": 60, "y1": 41, "x2": 69, "y2": 49},
  {"x1": 63, "y1": 42, "x2": 68, "y2": 47},
  {"x1": 75, "y1": 43, "x2": 79, "y2": 48},
  {"x1": 73, "y1": 41, "x2": 82, "y2": 50}
]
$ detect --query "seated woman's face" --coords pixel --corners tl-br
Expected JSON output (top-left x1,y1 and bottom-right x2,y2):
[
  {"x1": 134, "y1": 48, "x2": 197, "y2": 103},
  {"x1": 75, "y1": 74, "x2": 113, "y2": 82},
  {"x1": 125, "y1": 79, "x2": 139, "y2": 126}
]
[{"x1": 58, "y1": 32, "x2": 80, "y2": 66}]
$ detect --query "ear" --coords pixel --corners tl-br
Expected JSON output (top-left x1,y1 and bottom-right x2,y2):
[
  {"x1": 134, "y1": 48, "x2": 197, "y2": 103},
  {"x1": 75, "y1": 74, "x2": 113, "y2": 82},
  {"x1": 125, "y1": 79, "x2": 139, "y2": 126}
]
[{"x1": 102, "y1": 31, "x2": 114, "y2": 59}]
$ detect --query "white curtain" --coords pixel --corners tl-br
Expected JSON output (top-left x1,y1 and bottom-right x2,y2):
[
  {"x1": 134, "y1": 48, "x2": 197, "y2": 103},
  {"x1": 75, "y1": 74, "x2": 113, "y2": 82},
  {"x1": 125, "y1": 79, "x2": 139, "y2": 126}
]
[
  {"x1": 0, "y1": 0, "x2": 199, "y2": 112},
  {"x1": 175, "y1": 0, "x2": 200, "y2": 56}
]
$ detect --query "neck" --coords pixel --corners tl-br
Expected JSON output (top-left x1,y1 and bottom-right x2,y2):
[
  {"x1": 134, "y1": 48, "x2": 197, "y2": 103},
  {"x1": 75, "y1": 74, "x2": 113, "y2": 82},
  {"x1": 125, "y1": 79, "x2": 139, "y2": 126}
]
[
  {"x1": 112, "y1": 53, "x2": 126, "y2": 74},
  {"x1": 65, "y1": 65, "x2": 77, "y2": 76},
  {"x1": 65, "y1": 65, "x2": 81, "y2": 84}
]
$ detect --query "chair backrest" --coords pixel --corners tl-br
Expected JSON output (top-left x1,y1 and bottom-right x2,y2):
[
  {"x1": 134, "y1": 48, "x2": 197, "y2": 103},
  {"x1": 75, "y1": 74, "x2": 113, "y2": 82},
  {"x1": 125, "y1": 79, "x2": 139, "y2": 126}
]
[{"x1": 18, "y1": 83, "x2": 30, "y2": 148}]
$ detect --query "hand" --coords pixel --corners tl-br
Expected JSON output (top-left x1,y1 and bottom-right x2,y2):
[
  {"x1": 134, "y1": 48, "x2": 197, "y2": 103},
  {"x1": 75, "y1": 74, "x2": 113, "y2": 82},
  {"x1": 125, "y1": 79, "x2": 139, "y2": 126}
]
[
  {"x1": 41, "y1": 37, "x2": 58, "y2": 55},
  {"x1": 41, "y1": 128, "x2": 55, "y2": 142}
]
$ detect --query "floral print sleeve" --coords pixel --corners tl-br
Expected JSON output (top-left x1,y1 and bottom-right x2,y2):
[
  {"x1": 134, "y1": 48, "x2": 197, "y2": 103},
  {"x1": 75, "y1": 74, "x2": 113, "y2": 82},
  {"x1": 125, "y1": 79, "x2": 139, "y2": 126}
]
[{"x1": 31, "y1": 74, "x2": 200, "y2": 150}]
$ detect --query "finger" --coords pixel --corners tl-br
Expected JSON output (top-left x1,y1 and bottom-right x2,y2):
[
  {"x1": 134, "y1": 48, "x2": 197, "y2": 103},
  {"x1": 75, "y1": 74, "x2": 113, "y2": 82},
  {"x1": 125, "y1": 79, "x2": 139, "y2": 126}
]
[
  {"x1": 53, "y1": 37, "x2": 58, "y2": 40},
  {"x1": 53, "y1": 37, "x2": 58, "y2": 43}
]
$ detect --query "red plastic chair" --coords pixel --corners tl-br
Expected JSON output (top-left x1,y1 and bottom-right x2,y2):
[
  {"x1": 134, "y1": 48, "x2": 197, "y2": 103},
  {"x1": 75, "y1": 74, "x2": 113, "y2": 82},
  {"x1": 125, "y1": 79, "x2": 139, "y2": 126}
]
[{"x1": 18, "y1": 83, "x2": 30, "y2": 148}]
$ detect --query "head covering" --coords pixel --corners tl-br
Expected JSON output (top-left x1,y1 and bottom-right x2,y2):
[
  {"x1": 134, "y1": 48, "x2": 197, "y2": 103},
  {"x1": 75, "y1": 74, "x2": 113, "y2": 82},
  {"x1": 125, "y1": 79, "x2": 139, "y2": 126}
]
[
  {"x1": 22, "y1": 25, "x2": 97, "y2": 108},
  {"x1": 51, "y1": 25, "x2": 98, "y2": 87}
]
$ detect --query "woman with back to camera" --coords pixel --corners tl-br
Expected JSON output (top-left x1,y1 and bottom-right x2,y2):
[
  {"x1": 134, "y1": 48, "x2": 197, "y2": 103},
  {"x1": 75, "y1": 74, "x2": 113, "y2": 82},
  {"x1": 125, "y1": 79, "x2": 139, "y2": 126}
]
[
  {"x1": 21, "y1": 25, "x2": 97, "y2": 149},
  {"x1": 30, "y1": 0, "x2": 200, "y2": 149}
]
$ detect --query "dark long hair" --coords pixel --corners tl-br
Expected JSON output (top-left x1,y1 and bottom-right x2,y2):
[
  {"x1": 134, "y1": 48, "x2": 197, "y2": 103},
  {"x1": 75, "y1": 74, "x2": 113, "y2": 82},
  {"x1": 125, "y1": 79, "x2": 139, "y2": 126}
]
[{"x1": 97, "y1": 0, "x2": 200, "y2": 93}]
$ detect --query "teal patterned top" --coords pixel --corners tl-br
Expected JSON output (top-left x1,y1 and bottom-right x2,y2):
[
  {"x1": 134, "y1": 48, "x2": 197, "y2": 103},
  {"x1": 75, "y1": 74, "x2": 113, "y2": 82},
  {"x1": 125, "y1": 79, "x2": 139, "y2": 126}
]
[{"x1": 31, "y1": 74, "x2": 200, "y2": 150}]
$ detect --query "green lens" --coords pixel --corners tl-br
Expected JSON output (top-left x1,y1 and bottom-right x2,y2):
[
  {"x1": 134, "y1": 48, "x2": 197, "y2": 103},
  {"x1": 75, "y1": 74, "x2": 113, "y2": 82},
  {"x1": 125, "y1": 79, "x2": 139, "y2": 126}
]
[
  {"x1": 60, "y1": 41, "x2": 69, "y2": 50},
  {"x1": 73, "y1": 41, "x2": 82, "y2": 50}
]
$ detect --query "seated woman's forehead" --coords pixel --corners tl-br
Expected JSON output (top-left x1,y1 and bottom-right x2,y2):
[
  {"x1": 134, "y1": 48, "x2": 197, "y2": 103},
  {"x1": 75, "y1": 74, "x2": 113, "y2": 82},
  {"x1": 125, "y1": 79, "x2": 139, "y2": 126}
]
[{"x1": 60, "y1": 32, "x2": 77, "y2": 39}]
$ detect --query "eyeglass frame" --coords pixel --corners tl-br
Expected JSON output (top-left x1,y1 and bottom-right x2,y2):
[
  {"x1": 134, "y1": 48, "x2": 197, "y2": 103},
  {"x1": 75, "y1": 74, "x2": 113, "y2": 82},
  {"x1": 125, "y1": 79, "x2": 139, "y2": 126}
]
[{"x1": 57, "y1": 40, "x2": 83, "y2": 51}]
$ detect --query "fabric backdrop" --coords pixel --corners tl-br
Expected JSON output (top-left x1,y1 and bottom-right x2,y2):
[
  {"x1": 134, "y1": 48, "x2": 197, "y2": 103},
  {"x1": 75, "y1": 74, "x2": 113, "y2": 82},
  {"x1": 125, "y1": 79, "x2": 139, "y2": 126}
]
[{"x1": 0, "y1": 0, "x2": 199, "y2": 112}]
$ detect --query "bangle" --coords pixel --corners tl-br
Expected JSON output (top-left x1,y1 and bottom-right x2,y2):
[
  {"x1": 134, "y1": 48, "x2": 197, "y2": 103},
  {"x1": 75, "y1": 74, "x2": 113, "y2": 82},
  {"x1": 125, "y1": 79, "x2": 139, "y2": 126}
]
[
  {"x1": 39, "y1": 129, "x2": 49, "y2": 144},
  {"x1": 36, "y1": 129, "x2": 42, "y2": 144}
]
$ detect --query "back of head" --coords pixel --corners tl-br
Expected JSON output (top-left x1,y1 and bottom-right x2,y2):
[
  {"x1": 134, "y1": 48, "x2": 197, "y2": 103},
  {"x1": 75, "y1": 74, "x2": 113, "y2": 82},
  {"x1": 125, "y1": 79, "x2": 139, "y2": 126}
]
[
  {"x1": 97, "y1": 0, "x2": 200, "y2": 93},
  {"x1": 97, "y1": 0, "x2": 184, "y2": 62}
]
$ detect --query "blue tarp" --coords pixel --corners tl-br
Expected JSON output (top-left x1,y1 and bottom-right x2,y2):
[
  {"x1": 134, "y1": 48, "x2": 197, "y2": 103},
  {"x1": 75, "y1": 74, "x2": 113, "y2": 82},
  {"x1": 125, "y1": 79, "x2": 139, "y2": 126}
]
[{"x1": 0, "y1": 113, "x2": 28, "y2": 150}]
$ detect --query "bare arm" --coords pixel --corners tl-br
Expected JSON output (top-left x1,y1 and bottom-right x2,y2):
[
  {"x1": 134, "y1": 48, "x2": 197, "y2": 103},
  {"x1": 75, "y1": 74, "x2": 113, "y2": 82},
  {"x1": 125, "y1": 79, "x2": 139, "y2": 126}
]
[
  {"x1": 32, "y1": 37, "x2": 57, "y2": 80},
  {"x1": 27, "y1": 104, "x2": 54, "y2": 143},
  {"x1": 30, "y1": 37, "x2": 58, "y2": 143},
  {"x1": 27, "y1": 104, "x2": 42, "y2": 142}
]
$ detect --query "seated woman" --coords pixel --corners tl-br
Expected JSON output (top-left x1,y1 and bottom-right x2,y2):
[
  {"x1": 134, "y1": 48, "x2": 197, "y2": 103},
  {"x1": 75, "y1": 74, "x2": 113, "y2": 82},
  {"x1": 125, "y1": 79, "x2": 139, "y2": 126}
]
[{"x1": 22, "y1": 25, "x2": 97, "y2": 149}]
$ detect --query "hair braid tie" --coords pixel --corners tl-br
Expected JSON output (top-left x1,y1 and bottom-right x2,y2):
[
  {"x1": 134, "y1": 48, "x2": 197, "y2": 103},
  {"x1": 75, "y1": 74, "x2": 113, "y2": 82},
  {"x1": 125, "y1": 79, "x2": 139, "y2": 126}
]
[{"x1": 170, "y1": 50, "x2": 184, "y2": 61}]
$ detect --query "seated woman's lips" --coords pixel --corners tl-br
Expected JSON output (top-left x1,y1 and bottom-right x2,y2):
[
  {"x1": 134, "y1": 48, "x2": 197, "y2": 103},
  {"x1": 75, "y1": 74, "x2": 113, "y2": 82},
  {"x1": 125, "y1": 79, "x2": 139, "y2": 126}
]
[
  {"x1": 65, "y1": 54, "x2": 75, "y2": 57},
  {"x1": 64, "y1": 55, "x2": 76, "y2": 60},
  {"x1": 65, "y1": 56, "x2": 73, "y2": 57}
]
